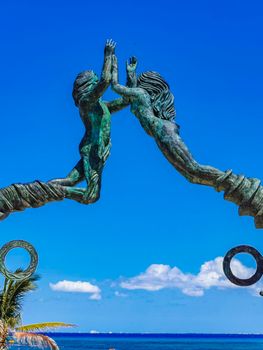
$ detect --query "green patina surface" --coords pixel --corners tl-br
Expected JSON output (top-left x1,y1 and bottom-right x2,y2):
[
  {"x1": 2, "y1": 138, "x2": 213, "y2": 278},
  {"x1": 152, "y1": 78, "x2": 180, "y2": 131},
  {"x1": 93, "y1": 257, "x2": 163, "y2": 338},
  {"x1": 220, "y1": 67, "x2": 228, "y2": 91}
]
[
  {"x1": 49, "y1": 39, "x2": 128, "y2": 203},
  {"x1": 111, "y1": 53, "x2": 263, "y2": 229},
  {"x1": 0, "y1": 41, "x2": 263, "y2": 228},
  {"x1": 0, "y1": 240, "x2": 38, "y2": 281}
]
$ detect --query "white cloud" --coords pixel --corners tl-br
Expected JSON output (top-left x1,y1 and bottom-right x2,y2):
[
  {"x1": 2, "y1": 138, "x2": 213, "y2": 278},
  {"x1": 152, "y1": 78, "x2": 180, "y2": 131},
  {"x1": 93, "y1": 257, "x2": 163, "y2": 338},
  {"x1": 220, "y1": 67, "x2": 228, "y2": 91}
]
[
  {"x1": 120, "y1": 257, "x2": 257, "y2": 297},
  {"x1": 114, "y1": 291, "x2": 128, "y2": 298},
  {"x1": 89, "y1": 293, "x2": 101, "y2": 300},
  {"x1": 50, "y1": 280, "x2": 101, "y2": 300}
]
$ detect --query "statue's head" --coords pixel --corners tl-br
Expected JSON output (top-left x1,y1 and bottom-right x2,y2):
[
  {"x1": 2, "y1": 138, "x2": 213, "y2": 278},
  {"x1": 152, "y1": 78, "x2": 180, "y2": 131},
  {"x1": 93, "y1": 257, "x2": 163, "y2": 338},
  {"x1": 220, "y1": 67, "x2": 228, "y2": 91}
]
[
  {"x1": 137, "y1": 71, "x2": 175, "y2": 121},
  {"x1": 72, "y1": 70, "x2": 99, "y2": 106}
]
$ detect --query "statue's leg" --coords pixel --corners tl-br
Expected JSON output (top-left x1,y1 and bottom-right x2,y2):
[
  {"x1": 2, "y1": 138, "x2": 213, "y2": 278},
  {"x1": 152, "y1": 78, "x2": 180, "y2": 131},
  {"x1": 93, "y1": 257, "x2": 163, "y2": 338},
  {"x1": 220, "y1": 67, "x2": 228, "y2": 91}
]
[
  {"x1": 63, "y1": 170, "x2": 102, "y2": 205},
  {"x1": 61, "y1": 151, "x2": 102, "y2": 204},
  {"x1": 49, "y1": 160, "x2": 85, "y2": 186},
  {"x1": 165, "y1": 132, "x2": 222, "y2": 186},
  {"x1": 83, "y1": 167, "x2": 102, "y2": 203},
  {"x1": 63, "y1": 186, "x2": 86, "y2": 203},
  {"x1": 154, "y1": 127, "x2": 263, "y2": 228},
  {"x1": 81, "y1": 152, "x2": 103, "y2": 204}
]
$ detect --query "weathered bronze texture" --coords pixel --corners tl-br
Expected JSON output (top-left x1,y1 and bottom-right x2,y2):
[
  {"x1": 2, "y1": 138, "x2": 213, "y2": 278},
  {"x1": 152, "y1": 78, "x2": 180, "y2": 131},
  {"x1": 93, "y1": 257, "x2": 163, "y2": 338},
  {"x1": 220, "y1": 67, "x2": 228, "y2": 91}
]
[
  {"x1": 49, "y1": 39, "x2": 128, "y2": 204},
  {"x1": 0, "y1": 240, "x2": 38, "y2": 281},
  {"x1": 111, "y1": 54, "x2": 263, "y2": 229},
  {"x1": 0, "y1": 40, "x2": 128, "y2": 219},
  {"x1": 0, "y1": 42, "x2": 263, "y2": 228},
  {"x1": 0, "y1": 181, "x2": 65, "y2": 221}
]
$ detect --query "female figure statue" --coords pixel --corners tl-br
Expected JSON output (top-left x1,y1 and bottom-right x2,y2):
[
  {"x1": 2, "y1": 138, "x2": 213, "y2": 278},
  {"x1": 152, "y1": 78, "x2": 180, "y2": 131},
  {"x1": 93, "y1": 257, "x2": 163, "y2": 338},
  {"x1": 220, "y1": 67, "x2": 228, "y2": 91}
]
[
  {"x1": 111, "y1": 54, "x2": 263, "y2": 228},
  {"x1": 111, "y1": 54, "x2": 221, "y2": 186}
]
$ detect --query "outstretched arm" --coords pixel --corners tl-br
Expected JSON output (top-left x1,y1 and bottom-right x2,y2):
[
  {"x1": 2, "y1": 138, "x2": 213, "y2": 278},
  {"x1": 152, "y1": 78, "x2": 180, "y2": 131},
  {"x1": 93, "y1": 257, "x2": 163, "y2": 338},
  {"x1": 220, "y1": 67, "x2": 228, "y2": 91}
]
[
  {"x1": 111, "y1": 55, "x2": 142, "y2": 98},
  {"x1": 106, "y1": 98, "x2": 129, "y2": 114},
  {"x1": 106, "y1": 56, "x2": 139, "y2": 113},
  {"x1": 126, "y1": 56, "x2": 137, "y2": 87},
  {"x1": 86, "y1": 39, "x2": 116, "y2": 103}
]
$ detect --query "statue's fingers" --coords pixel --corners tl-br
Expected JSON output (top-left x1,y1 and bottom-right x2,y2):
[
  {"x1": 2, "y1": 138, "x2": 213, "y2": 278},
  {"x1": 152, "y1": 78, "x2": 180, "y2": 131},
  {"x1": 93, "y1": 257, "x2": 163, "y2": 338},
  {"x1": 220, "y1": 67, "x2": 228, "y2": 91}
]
[
  {"x1": 106, "y1": 39, "x2": 113, "y2": 46},
  {"x1": 110, "y1": 40, "x2": 116, "y2": 48}
]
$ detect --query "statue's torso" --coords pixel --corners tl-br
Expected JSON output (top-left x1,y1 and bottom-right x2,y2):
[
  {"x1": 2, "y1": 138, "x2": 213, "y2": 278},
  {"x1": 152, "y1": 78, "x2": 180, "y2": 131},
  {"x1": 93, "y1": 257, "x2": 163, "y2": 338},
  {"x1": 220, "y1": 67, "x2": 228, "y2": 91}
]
[
  {"x1": 130, "y1": 94, "x2": 179, "y2": 159},
  {"x1": 78, "y1": 100, "x2": 111, "y2": 161}
]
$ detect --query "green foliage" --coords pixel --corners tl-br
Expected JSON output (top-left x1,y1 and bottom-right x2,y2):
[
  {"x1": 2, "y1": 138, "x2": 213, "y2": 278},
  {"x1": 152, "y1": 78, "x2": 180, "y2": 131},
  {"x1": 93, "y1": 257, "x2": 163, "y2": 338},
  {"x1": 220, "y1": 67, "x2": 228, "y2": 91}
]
[
  {"x1": 0, "y1": 269, "x2": 39, "y2": 330},
  {"x1": 16, "y1": 322, "x2": 75, "y2": 332},
  {"x1": 0, "y1": 272, "x2": 74, "y2": 349}
]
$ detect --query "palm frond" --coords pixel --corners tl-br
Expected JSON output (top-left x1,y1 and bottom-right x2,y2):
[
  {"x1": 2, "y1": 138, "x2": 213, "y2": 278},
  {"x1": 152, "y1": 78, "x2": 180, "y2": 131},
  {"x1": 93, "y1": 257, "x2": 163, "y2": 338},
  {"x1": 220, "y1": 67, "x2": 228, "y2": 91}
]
[
  {"x1": 5, "y1": 316, "x2": 21, "y2": 330},
  {"x1": 0, "y1": 270, "x2": 39, "y2": 328},
  {"x1": 0, "y1": 320, "x2": 5, "y2": 333},
  {"x1": 14, "y1": 332, "x2": 59, "y2": 350},
  {"x1": 0, "y1": 320, "x2": 8, "y2": 348},
  {"x1": 16, "y1": 322, "x2": 75, "y2": 332}
]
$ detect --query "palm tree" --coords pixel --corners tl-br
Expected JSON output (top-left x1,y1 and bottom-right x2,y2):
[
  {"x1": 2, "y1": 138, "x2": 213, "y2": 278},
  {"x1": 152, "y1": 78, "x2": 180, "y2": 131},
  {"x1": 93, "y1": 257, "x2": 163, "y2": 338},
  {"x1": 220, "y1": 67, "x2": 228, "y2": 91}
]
[{"x1": 0, "y1": 270, "x2": 73, "y2": 350}]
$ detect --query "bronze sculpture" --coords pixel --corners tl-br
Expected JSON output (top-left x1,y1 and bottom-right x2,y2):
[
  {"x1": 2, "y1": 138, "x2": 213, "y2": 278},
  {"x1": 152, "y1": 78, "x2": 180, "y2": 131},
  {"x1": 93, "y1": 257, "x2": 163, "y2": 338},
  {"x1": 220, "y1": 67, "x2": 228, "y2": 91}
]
[
  {"x1": 49, "y1": 39, "x2": 129, "y2": 204},
  {"x1": 0, "y1": 41, "x2": 263, "y2": 229},
  {"x1": 111, "y1": 54, "x2": 263, "y2": 229},
  {"x1": 0, "y1": 240, "x2": 38, "y2": 281},
  {"x1": 0, "y1": 40, "x2": 128, "y2": 220}
]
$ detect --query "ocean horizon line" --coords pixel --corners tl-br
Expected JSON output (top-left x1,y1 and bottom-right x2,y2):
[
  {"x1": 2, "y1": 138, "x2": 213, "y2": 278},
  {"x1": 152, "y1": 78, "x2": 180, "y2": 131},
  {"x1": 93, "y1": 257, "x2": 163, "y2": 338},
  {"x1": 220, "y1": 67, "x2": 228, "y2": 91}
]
[{"x1": 43, "y1": 332, "x2": 263, "y2": 338}]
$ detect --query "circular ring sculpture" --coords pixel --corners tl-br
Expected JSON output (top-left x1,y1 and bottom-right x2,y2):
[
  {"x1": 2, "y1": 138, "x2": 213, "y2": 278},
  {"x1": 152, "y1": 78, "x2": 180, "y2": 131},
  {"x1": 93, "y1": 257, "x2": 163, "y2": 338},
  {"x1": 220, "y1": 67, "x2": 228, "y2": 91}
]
[
  {"x1": 223, "y1": 245, "x2": 263, "y2": 286},
  {"x1": 0, "y1": 240, "x2": 38, "y2": 281}
]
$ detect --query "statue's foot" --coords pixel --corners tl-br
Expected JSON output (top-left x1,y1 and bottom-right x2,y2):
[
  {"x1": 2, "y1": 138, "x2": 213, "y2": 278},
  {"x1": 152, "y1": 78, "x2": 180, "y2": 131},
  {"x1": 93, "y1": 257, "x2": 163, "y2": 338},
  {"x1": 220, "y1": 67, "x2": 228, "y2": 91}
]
[
  {"x1": 81, "y1": 182, "x2": 100, "y2": 204},
  {"x1": 63, "y1": 181, "x2": 100, "y2": 205},
  {"x1": 81, "y1": 192, "x2": 100, "y2": 204},
  {"x1": 64, "y1": 187, "x2": 86, "y2": 203}
]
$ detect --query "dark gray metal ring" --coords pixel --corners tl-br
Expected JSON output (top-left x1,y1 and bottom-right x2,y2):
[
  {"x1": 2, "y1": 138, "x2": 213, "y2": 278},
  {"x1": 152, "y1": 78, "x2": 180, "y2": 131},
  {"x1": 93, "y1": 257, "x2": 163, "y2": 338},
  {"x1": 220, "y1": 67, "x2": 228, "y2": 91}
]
[
  {"x1": 223, "y1": 245, "x2": 263, "y2": 286},
  {"x1": 0, "y1": 240, "x2": 38, "y2": 281}
]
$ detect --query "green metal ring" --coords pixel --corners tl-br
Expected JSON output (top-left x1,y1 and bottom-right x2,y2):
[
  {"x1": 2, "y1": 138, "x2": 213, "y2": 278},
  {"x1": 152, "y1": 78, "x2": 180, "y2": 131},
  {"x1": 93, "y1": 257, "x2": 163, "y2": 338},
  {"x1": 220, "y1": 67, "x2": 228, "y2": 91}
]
[{"x1": 0, "y1": 240, "x2": 38, "y2": 281}]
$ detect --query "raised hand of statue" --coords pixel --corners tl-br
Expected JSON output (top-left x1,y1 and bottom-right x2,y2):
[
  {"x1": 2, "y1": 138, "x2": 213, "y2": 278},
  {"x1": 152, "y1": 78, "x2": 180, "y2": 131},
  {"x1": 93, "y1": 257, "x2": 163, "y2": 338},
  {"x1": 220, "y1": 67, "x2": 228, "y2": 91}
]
[
  {"x1": 126, "y1": 56, "x2": 137, "y2": 73},
  {"x1": 126, "y1": 56, "x2": 138, "y2": 88},
  {"x1": 100, "y1": 39, "x2": 116, "y2": 83},
  {"x1": 104, "y1": 39, "x2": 116, "y2": 57}
]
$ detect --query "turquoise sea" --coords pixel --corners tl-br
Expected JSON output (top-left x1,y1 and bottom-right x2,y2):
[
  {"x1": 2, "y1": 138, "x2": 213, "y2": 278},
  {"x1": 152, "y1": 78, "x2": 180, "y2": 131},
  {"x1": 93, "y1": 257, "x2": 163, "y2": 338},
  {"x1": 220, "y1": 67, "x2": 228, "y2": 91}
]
[{"x1": 15, "y1": 334, "x2": 263, "y2": 350}]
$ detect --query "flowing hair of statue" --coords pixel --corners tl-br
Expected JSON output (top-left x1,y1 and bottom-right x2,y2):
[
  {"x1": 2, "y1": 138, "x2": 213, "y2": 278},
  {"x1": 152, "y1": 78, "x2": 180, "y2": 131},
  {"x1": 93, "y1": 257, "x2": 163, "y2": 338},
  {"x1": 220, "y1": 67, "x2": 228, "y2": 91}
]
[
  {"x1": 72, "y1": 70, "x2": 98, "y2": 106},
  {"x1": 137, "y1": 71, "x2": 176, "y2": 122}
]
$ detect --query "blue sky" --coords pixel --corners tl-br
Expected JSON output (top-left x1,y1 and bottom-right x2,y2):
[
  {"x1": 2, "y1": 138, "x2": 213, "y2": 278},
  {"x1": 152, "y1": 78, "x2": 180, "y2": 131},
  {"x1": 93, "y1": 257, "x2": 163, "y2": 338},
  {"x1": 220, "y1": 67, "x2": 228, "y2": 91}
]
[{"x1": 1, "y1": 0, "x2": 263, "y2": 333}]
